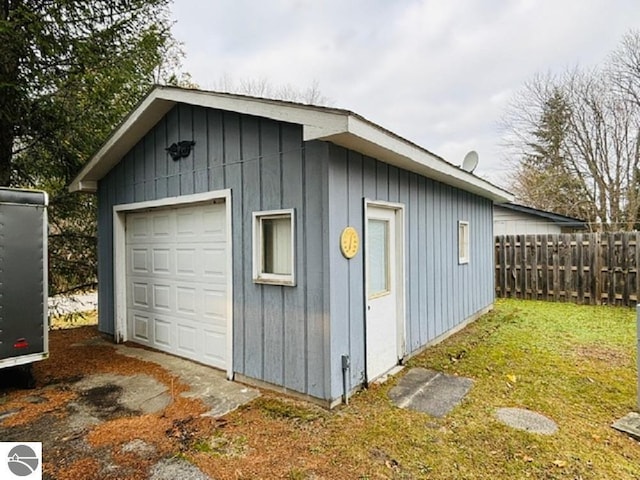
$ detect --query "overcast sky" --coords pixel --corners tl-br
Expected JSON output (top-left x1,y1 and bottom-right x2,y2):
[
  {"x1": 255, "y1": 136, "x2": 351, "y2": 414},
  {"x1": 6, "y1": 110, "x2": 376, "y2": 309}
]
[{"x1": 170, "y1": 0, "x2": 640, "y2": 187}]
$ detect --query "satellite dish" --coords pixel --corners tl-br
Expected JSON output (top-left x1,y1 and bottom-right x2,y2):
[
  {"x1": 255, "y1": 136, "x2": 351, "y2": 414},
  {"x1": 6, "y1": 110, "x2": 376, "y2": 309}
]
[{"x1": 461, "y1": 150, "x2": 479, "y2": 173}]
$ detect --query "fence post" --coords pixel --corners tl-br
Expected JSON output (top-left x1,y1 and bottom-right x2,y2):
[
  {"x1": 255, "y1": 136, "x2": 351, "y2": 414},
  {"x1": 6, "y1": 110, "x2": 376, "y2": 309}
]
[
  {"x1": 576, "y1": 233, "x2": 583, "y2": 303},
  {"x1": 623, "y1": 233, "x2": 630, "y2": 306},
  {"x1": 518, "y1": 235, "x2": 526, "y2": 297},
  {"x1": 595, "y1": 234, "x2": 602, "y2": 305},
  {"x1": 552, "y1": 235, "x2": 560, "y2": 302},
  {"x1": 538, "y1": 235, "x2": 549, "y2": 300},
  {"x1": 508, "y1": 235, "x2": 516, "y2": 297},
  {"x1": 636, "y1": 232, "x2": 640, "y2": 305},
  {"x1": 499, "y1": 236, "x2": 506, "y2": 298},
  {"x1": 637, "y1": 304, "x2": 640, "y2": 410}
]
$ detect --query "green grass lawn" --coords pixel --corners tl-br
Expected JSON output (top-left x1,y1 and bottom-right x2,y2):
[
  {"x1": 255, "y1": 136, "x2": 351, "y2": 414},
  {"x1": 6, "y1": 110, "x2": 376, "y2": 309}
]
[
  {"x1": 198, "y1": 299, "x2": 640, "y2": 479},
  {"x1": 344, "y1": 299, "x2": 640, "y2": 479}
]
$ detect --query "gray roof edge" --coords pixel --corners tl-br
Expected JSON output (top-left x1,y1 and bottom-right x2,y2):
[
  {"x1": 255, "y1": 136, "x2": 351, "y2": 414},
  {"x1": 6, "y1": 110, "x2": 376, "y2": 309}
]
[
  {"x1": 498, "y1": 202, "x2": 588, "y2": 226},
  {"x1": 70, "y1": 85, "x2": 512, "y2": 201}
]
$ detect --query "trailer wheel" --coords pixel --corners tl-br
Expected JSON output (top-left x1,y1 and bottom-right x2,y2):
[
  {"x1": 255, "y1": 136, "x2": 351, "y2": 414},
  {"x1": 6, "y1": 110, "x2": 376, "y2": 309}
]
[{"x1": 18, "y1": 364, "x2": 36, "y2": 389}]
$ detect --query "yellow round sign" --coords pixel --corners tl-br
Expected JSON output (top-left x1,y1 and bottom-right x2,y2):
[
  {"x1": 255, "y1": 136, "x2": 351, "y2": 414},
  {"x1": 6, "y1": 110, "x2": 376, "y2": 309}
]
[{"x1": 340, "y1": 226, "x2": 360, "y2": 259}]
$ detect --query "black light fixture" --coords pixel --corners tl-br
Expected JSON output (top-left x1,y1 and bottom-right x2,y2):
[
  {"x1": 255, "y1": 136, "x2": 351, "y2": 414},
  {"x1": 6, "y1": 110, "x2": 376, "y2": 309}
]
[{"x1": 166, "y1": 140, "x2": 195, "y2": 161}]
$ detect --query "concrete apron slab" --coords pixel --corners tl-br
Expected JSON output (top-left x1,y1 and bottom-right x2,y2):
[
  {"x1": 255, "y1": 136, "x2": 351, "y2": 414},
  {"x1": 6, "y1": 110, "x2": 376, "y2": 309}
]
[
  {"x1": 112, "y1": 344, "x2": 260, "y2": 417},
  {"x1": 388, "y1": 367, "x2": 473, "y2": 417},
  {"x1": 74, "y1": 373, "x2": 171, "y2": 415}
]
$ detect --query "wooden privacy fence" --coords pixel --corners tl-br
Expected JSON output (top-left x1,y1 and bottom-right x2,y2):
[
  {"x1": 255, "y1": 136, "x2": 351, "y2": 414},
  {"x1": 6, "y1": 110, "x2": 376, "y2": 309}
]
[{"x1": 495, "y1": 232, "x2": 640, "y2": 306}]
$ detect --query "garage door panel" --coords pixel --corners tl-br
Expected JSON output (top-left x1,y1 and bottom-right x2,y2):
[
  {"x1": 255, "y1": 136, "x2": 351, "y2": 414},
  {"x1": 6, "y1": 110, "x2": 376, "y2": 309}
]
[
  {"x1": 126, "y1": 201, "x2": 228, "y2": 370},
  {"x1": 176, "y1": 286, "x2": 197, "y2": 314},
  {"x1": 203, "y1": 289, "x2": 226, "y2": 320},
  {"x1": 132, "y1": 313, "x2": 150, "y2": 341},
  {"x1": 153, "y1": 214, "x2": 171, "y2": 237},
  {"x1": 131, "y1": 249, "x2": 149, "y2": 273},
  {"x1": 203, "y1": 248, "x2": 226, "y2": 279},
  {"x1": 177, "y1": 324, "x2": 197, "y2": 354},
  {"x1": 176, "y1": 248, "x2": 197, "y2": 275},
  {"x1": 152, "y1": 248, "x2": 171, "y2": 274},
  {"x1": 203, "y1": 208, "x2": 225, "y2": 235},
  {"x1": 131, "y1": 216, "x2": 149, "y2": 238},
  {"x1": 154, "y1": 317, "x2": 172, "y2": 346},
  {"x1": 176, "y1": 210, "x2": 198, "y2": 236},
  {"x1": 203, "y1": 329, "x2": 226, "y2": 368},
  {"x1": 153, "y1": 284, "x2": 171, "y2": 310},
  {"x1": 132, "y1": 283, "x2": 149, "y2": 307}
]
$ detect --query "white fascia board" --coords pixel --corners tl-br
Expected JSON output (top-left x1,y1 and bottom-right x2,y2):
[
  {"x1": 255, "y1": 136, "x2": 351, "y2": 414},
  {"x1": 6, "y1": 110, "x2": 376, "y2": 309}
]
[
  {"x1": 69, "y1": 90, "x2": 175, "y2": 192},
  {"x1": 69, "y1": 87, "x2": 348, "y2": 192},
  {"x1": 158, "y1": 88, "x2": 349, "y2": 136},
  {"x1": 320, "y1": 115, "x2": 513, "y2": 203},
  {"x1": 70, "y1": 86, "x2": 512, "y2": 202}
]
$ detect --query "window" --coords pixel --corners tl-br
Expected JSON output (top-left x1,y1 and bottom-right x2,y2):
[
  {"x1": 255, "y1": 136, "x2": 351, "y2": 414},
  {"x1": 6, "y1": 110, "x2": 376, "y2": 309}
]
[
  {"x1": 458, "y1": 221, "x2": 469, "y2": 264},
  {"x1": 253, "y1": 209, "x2": 295, "y2": 285},
  {"x1": 367, "y1": 218, "x2": 389, "y2": 298}
]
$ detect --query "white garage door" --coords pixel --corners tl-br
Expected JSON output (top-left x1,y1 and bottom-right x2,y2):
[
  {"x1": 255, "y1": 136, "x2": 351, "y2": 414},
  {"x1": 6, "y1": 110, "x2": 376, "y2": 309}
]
[{"x1": 125, "y1": 201, "x2": 228, "y2": 369}]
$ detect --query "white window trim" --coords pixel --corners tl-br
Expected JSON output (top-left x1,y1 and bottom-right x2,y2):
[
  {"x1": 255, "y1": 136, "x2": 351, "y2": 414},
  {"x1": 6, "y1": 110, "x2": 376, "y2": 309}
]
[
  {"x1": 458, "y1": 220, "x2": 470, "y2": 264},
  {"x1": 252, "y1": 208, "x2": 296, "y2": 286}
]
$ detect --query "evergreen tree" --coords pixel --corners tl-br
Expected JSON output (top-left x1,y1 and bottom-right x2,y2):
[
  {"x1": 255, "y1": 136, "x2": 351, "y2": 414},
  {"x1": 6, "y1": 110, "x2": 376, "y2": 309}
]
[
  {"x1": 512, "y1": 88, "x2": 591, "y2": 221},
  {"x1": 0, "y1": 0, "x2": 182, "y2": 295}
]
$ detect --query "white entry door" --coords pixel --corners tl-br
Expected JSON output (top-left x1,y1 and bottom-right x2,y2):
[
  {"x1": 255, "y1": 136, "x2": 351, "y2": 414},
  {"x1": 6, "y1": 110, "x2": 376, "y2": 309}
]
[
  {"x1": 365, "y1": 204, "x2": 404, "y2": 381},
  {"x1": 125, "y1": 201, "x2": 228, "y2": 370}
]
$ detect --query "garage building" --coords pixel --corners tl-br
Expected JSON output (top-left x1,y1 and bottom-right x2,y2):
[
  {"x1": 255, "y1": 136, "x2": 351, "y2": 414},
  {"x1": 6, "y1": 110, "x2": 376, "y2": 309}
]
[{"x1": 70, "y1": 86, "x2": 512, "y2": 406}]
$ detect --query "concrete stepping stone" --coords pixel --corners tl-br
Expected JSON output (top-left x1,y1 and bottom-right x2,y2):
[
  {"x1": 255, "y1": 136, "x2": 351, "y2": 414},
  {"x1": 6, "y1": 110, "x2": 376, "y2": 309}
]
[
  {"x1": 388, "y1": 368, "x2": 473, "y2": 417},
  {"x1": 0, "y1": 408, "x2": 21, "y2": 421},
  {"x1": 149, "y1": 458, "x2": 212, "y2": 480},
  {"x1": 612, "y1": 412, "x2": 640, "y2": 441},
  {"x1": 121, "y1": 439, "x2": 157, "y2": 458},
  {"x1": 495, "y1": 407, "x2": 558, "y2": 434}
]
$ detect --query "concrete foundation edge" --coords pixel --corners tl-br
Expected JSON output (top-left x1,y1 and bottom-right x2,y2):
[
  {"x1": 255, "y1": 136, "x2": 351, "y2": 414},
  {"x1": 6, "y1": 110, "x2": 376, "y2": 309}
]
[
  {"x1": 235, "y1": 304, "x2": 493, "y2": 410},
  {"x1": 402, "y1": 304, "x2": 493, "y2": 364}
]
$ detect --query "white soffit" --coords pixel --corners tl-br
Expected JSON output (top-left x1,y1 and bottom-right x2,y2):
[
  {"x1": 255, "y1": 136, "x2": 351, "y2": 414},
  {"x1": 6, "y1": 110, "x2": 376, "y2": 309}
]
[
  {"x1": 325, "y1": 116, "x2": 512, "y2": 202},
  {"x1": 69, "y1": 86, "x2": 513, "y2": 202}
]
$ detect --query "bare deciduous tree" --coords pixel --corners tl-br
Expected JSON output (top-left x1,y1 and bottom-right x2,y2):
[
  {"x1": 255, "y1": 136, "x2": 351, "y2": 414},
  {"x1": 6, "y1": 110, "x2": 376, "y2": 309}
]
[
  {"x1": 210, "y1": 75, "x2": 331, "y2": 106},
  {"x1": 503, "y1": 30, "x2": 640, "y2": 231}
]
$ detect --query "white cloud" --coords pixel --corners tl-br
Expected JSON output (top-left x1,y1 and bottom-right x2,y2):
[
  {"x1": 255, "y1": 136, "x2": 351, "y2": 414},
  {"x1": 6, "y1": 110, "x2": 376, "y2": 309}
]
[{"x1": 171, "y1": 0, "x2": 640, "y2": 187}]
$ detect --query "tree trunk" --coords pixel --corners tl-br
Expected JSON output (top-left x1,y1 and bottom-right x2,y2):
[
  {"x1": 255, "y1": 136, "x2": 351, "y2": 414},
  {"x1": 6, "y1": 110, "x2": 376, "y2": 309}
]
[
  {"x1": 0, "y1": 0, "x2": 19, "y2": 186},
  {"x1": 0, "y1": 126, "x2": 12, "y2": 187}
]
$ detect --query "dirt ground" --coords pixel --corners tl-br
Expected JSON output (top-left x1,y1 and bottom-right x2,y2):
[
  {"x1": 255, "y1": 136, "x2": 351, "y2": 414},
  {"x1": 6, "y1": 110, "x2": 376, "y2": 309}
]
[
  {"x1": 0, "y1": 327, "x2": 372, "y2": 480},
  {"x1": 0, "y1": 327, "x2": 219, "y2": 480},
  {"x1": 5, "y1": 301, "x2": 638, "y2": 480}
]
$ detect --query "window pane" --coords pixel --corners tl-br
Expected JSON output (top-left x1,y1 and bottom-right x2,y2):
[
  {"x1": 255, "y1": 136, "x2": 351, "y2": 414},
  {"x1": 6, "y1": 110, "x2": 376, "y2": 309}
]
[
  {"x1": 263, "y1": 217, "x2": 292, "y2": 274},
  {"x1": 368, "y1": 219, "x2": 388, "y2": 296},
  {"x1": 459, "y1": 222, "x2": 469, "y2": 262}
]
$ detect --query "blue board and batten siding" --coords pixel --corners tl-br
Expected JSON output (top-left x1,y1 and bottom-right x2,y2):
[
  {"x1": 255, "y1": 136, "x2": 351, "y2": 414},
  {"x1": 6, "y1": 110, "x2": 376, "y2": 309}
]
[
  {"x1": 326, "y1": 144, "x2": 494, "y2": 398},
  {"x1": 97, "y1": 103, "x2": 331, "y2": 400},
  {"x1": 95, "y1": 101, "x2": 495, "y2": 404}
]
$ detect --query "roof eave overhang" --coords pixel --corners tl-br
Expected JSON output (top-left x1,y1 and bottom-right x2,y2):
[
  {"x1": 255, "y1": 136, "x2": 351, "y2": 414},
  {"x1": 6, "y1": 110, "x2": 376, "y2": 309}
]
[
  {"x1": 497, "y1": 203, "x2": 587, "y2": 224},
  {"x1": 69, "y1": 90, "x2": 175, "y2": 193},
  {"x1": 313, "y1": 116, "x2": 513, "y2": 203},
  {"x1": 70, "y1": 86, "x2": 513, "y2": 203},
  {"x1": 69, "y1": 87, "x2": 349, "y2": 193}
]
